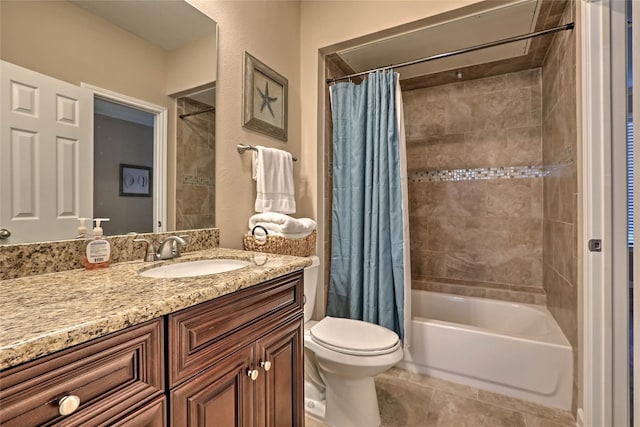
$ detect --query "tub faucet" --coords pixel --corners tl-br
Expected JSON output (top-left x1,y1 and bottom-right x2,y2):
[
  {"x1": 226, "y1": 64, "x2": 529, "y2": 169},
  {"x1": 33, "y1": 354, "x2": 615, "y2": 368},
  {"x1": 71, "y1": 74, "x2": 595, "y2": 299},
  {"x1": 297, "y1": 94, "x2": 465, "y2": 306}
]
[{"x1": 157, "y1": 235, "x2": 188, "y2": 260}]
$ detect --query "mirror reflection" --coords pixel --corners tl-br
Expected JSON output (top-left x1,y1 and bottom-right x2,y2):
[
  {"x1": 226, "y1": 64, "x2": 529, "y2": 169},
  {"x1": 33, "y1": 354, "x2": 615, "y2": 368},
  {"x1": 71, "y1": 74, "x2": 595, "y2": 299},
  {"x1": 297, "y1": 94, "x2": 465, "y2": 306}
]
[{"x1": 0, "y1": 0, "x2": 217, "y2": 244}]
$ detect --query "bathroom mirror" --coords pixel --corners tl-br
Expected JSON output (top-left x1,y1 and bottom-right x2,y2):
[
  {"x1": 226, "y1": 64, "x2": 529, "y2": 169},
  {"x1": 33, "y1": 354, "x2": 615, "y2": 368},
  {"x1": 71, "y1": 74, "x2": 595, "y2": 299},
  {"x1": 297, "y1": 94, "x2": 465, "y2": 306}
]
[{"x1": 0, "y1": 0, "x2": 217, "y2": 244}]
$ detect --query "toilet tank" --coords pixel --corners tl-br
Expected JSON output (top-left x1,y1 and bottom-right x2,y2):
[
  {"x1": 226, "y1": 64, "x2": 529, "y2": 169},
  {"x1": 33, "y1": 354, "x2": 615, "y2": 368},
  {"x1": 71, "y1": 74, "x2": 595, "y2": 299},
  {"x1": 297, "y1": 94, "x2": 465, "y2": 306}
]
[{"x1": 303, "y1": 256, "x2": 320, "y2": 323}]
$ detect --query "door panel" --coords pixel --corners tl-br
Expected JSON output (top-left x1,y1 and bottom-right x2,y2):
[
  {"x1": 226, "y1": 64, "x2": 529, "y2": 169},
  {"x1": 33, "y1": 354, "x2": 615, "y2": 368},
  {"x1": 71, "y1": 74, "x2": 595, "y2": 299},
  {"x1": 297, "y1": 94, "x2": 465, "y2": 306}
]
[
  {"x1": 0, "y1": 60, "x2": 92, "y2": 244},
  {"x1": 255, "y1": 318, "x2": 303, "y2": 427},
  {"x1": 171, "y1": 346, "x2": 254, "y2": 427}
]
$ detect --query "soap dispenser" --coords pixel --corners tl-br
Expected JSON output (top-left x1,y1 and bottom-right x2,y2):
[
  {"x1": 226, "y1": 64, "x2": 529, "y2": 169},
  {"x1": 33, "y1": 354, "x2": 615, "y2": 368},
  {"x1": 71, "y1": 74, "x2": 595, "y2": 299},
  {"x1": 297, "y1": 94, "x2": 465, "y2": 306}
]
[
  {"x1": 83, "y1": 218, "x2": 111, "y2": 270},
  {"x1": 77, "y1": 217, "x2": 90, "y2": 239}
]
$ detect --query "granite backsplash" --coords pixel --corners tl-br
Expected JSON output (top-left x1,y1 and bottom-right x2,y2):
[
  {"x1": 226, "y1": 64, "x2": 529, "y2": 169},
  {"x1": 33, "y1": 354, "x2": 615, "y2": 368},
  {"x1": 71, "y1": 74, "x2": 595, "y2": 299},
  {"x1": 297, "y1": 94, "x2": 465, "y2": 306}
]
[{"x1": 0, "y1": 228, "x2": 220, "y2": 280}]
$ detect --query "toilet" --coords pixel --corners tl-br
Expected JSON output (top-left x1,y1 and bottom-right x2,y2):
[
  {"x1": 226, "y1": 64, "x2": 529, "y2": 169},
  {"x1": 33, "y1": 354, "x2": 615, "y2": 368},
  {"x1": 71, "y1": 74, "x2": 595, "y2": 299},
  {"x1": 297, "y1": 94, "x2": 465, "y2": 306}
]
[{"x1": 303, "y1": 256, "x2": 404, "y2": 427}]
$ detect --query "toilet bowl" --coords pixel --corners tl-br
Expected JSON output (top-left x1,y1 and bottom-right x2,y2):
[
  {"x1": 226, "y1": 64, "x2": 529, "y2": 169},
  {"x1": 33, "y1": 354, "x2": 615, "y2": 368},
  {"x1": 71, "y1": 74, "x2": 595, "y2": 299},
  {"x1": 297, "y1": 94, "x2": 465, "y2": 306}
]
[{"x1": 303, "y1": 256, "x2": 403, "y2": 427}]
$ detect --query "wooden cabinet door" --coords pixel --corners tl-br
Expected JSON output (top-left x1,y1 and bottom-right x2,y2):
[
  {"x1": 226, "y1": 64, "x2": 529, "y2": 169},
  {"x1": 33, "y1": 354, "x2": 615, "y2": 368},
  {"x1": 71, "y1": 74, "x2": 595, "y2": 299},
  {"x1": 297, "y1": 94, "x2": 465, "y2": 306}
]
[
  {"x1": 254, "y1": 317, "x2": 304, "y2": 427},
  {"x1": 171, "y1": 346, "x2": 255, "y2": 427}
]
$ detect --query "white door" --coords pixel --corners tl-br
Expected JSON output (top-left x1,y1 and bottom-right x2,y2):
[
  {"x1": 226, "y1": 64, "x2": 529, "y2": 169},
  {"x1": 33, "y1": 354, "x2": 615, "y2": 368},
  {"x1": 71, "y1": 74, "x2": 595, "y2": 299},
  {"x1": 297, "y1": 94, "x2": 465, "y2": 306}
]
[{"x1": 0, "y1": 60, "x2": 92, "y2": 244}]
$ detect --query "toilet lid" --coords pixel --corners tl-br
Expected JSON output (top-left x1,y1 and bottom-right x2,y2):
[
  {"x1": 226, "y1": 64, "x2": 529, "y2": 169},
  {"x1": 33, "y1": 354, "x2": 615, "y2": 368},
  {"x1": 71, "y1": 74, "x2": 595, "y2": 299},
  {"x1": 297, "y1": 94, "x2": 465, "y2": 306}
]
[{"x1": 310, "y1": 317, "x2": 400, "y2": 356}]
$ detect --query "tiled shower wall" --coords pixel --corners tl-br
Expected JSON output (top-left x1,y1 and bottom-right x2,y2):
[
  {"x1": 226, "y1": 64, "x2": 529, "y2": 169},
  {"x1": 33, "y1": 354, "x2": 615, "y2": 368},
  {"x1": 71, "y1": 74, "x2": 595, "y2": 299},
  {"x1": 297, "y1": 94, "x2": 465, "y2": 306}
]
[
  {"x1": 404, "y1": 69, "x2": 546, "y2": 304},
  {"x1": 541, "y1": 3, "x2": 578, "y2": 413},
  {"x1": 176, "y1": 98, "x2": 216, "y2": 230}
]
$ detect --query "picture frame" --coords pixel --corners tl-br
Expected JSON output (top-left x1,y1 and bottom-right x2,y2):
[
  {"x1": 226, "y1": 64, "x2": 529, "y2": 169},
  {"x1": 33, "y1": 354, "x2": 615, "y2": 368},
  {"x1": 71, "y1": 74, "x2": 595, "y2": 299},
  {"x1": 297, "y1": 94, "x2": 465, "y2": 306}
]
[
  {"x1": 119, "y1": 164, "x2": 152, "y2": 197},
  {"x1": 242, "y1": 51, "x2": 288, "y2": 142}
]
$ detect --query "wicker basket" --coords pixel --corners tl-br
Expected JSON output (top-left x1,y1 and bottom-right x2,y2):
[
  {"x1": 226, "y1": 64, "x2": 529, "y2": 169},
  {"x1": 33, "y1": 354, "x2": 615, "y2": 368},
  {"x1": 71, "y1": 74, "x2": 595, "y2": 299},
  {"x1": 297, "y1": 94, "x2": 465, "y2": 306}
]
[{"x1": 243, "y1": 226, "x2": 316, "y2": 257}]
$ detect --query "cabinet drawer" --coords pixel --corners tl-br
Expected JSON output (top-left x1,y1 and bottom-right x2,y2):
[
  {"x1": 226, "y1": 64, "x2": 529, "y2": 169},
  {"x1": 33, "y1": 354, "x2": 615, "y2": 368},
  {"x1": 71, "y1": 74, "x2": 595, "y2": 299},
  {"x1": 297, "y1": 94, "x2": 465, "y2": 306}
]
[
  {"x1": 0, "y1": 319, "x2": 164, "y2": 427},
  {"x1": 111, "y1": 396, "x2": 166, "y2": 427},
  {"x1": 168, "y1": 271, "x2": 303, "y2": 387}
]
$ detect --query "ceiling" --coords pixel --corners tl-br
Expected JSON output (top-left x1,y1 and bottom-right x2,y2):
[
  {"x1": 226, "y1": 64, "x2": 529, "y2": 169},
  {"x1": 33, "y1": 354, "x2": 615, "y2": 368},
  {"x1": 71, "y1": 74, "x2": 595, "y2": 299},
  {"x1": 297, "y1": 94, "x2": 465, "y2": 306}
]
[
  {"x1": 337, "y1": 0, "x2": 539, "y2": 80},
  {"x1": 70, "y1": 0, "x2": 215, "y2": 51},
  {"x1": 334, "y1": 0, "x2": 569, "y2": 90},
  {"x1": 184, "y1": 86, "x2": 216, "y2": 108}
]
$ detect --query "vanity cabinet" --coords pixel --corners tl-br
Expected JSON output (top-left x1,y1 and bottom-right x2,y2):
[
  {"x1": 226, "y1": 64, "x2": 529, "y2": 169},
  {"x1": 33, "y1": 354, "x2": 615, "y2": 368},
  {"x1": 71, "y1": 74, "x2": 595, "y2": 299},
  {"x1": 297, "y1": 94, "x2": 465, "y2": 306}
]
[
  {"x1": 168, "y1": 271, "x2": 304, "y2": 427},
  {"x1": 0, "y1": 269, "x2": 304, "y2": 427},
  {"x1": 0, "y1": 319, "x2": 164, "y2": 427}
]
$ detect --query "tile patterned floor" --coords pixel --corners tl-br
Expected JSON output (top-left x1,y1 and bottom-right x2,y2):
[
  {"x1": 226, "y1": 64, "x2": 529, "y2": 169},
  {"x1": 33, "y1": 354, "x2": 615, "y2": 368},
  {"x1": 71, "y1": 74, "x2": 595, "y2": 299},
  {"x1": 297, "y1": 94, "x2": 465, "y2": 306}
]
[{"x1": 305, "y1": 367, "x2": 576, "y2": 427}]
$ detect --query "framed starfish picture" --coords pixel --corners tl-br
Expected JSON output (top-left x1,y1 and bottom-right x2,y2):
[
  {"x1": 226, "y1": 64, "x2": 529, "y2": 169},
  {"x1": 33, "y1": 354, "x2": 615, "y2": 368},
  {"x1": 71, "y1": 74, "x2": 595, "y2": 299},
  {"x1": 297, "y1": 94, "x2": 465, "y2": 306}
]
[{"x1": 242, "y1": 52, "x2": 288, "y2": 141}]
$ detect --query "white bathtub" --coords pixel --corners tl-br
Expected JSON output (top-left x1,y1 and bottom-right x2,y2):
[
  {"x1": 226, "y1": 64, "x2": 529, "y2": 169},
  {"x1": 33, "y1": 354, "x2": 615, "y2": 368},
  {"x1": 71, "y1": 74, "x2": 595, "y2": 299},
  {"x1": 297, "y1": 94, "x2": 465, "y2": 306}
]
[{"x1": 397, "y1": 290, "x2": 573, "y2": 410}]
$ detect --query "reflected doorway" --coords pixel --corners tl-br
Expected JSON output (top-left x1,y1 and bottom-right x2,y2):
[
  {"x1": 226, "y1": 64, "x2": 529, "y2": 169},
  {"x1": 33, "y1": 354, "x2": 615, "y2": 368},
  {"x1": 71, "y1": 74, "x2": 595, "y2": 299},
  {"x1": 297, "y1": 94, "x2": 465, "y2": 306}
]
[
  {"x1": 94, "y1": 98, "x2": 155, "y2": 235},
  {"x1": 84, "y1": 84, "x2": 168, "y2": 236}
]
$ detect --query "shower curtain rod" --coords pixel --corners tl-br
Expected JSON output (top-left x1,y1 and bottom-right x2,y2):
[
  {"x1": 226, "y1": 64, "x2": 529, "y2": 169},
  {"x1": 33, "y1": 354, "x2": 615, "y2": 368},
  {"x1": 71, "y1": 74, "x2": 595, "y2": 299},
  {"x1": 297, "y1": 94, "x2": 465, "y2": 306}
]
[
  {"x1": 326, "y1": 22, "x2": 575, "y2": 84},
  {"x1": 179, "y1": 106, "x2": 216, "y2": 119}
]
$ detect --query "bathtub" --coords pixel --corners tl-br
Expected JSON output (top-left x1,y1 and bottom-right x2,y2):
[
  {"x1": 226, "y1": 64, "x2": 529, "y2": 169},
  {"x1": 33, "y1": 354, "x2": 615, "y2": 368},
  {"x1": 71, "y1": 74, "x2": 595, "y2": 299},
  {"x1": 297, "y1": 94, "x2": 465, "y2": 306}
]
[{"x1": 397, "y1": 290, "x2": 573, "y2": 410}]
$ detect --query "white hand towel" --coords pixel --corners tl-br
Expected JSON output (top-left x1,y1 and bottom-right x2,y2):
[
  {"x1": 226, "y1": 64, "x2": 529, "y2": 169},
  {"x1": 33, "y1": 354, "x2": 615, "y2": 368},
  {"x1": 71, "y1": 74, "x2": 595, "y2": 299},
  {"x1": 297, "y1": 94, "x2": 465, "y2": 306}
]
[
  {"x1": 252, "y1": 146, "x2": 296, "y2": 214},
  {"x1": 250, "y1": 229, "x2": 313, "y2": 239},
  {"x1": 249, "y1": 212, "x2": 316, "y2": 234}
]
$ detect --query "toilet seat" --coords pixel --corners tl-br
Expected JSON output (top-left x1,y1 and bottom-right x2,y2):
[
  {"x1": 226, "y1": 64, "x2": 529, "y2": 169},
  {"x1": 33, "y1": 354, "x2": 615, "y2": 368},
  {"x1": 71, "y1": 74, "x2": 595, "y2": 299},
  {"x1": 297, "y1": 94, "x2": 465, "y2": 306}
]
[{"x1": 310, "y1": 316, "x2": 400, "y2": 356}]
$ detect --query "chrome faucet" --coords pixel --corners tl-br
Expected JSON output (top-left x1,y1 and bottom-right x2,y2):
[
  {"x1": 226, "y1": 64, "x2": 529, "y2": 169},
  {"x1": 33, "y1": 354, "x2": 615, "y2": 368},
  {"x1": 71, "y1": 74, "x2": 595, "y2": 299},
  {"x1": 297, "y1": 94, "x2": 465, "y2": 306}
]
[
  {"x1": 157, "y1": 235, "x2": 188, "y2": 260},
  {"x1": 134, "y1": 235, "x2": 188, "y2": 262}
]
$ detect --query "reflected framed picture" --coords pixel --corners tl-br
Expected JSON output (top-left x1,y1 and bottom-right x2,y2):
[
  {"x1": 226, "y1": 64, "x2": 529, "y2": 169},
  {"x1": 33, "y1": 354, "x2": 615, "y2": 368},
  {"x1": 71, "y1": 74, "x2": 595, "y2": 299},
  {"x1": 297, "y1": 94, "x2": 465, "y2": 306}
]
[
  {"x1": 119, "y1": 164, "x2": 152, "y2": 197},
  {"x1": 242, "y1": 51, "x2": 288, "y2": 142}
]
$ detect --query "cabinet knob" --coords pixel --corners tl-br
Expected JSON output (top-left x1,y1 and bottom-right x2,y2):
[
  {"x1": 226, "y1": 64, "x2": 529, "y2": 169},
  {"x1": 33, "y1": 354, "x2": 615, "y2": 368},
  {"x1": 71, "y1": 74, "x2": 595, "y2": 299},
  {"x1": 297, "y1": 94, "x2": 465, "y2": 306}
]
[
  {"x1": 58, "y1": 394, "x2": 81, "y2": 416},
  {"x1": 247, "y1": 369, "x2": 259, "y2": 381},
  {"x1": 260, "y1": 360, "x2": 272, "y2": 372}
]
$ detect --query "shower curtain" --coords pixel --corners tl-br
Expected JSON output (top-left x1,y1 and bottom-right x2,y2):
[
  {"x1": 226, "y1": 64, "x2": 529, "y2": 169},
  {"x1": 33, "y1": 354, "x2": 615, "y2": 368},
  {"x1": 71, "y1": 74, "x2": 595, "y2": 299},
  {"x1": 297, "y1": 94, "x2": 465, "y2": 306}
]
[{"x1": 327, "y1": 71, "x2": 411, "y2": 346}]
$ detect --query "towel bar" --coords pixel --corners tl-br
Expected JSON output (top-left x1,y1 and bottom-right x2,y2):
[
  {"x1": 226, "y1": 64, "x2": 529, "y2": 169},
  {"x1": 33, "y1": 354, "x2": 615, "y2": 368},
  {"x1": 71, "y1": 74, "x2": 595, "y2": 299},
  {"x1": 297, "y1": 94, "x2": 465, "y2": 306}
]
[{"x1": 237, "y1": 144, "x2": 297, "y2": 161}]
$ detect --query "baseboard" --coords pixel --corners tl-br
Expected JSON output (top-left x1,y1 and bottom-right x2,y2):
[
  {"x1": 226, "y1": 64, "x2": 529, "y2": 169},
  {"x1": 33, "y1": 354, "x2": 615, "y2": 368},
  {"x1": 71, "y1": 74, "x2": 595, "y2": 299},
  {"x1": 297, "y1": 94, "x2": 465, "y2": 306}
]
[{"x1": 576, "y1": 408, "x2": 584, "y2": 427}]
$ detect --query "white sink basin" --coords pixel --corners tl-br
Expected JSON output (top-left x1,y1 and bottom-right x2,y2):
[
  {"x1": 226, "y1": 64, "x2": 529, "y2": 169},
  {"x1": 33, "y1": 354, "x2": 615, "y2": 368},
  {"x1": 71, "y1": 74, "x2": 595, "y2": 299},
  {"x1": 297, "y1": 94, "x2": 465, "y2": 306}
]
[{"x1": 139, "y1": 259, "x2": 250, "y2": 278}]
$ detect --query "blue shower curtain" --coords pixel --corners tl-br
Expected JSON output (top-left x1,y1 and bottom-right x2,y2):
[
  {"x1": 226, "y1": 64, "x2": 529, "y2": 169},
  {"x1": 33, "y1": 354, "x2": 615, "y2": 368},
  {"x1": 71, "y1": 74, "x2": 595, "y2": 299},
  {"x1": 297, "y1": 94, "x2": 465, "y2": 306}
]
[{"x1": 327, "y1": 71, "x2": 408, "y2": 340}]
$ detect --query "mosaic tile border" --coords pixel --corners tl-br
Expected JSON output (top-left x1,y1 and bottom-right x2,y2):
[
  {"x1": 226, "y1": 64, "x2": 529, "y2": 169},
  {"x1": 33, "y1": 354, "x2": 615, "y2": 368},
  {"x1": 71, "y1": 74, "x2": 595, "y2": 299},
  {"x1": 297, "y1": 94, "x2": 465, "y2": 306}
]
[
  {"x1": 409, "y1": 165, "x2": 548, "y2": 183},
  {"x1": 183, "y1": 175, "x2": 213, "y2": 186}
]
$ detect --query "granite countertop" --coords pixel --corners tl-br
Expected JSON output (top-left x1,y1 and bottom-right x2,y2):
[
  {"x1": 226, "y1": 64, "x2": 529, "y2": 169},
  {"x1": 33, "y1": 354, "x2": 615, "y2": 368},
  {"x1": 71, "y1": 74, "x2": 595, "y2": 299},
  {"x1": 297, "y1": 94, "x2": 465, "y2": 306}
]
[{"x1": 0, "y1": 248, "x2": 311, "y2": 370}]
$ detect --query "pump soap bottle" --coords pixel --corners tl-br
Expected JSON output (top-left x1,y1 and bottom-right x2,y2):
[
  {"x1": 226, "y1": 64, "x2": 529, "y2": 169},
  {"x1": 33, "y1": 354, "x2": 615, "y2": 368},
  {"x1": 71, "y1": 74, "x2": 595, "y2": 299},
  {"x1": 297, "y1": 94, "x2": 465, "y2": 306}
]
[
  {"x1": 77, "y1": 218, "x2": 89, "y2": 239},
  {"x1": 84, "y1": 218, "x2": 111, "y2": 270}
]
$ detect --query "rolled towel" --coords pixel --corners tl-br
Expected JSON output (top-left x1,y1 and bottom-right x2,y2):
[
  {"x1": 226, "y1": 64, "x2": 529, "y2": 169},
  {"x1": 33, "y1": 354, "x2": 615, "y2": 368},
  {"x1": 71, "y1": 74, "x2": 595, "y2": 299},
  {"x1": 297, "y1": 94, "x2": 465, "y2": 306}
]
[
  {"x1": 248, "y1": 212, "x2": 316, "y2": 235},
  {"x1": 251, "y1": 228, "x2": 313, "y2": 240}
]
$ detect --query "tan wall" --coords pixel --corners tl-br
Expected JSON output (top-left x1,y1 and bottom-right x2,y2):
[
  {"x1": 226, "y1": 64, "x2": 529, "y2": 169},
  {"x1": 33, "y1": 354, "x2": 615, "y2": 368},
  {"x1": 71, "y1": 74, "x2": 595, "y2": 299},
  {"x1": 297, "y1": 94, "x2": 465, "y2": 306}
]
[
  {"x1": 541, "y1": 3, "x2": 578, "y2": 414},
  {"x1": 167, "y1": 32, "x2": 218, "y2": 96},
  {"x1": 187, "y1": 0, "x2": 301, "y2": 248},
  {"x1": 0, "y1": 1, "x2": 168, "y2": 106}
]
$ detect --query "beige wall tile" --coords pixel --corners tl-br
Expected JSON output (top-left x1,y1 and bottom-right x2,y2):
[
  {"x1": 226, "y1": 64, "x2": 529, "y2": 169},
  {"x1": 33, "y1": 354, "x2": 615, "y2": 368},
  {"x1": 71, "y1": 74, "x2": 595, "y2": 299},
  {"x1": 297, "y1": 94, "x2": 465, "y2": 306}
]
[
  {"x1": 444, "y1": 94, "x2": 485, "y2": 134},
  {"x1": 507, "y1": 68, "x2": 541, "y2": 89},
  {"x1": 485, "y1": 180, "x2": 534, "y2": 217},
  {"x1": 404, "y1": 93, "x2": 446, "y2": 138},
  {"x1": 410, "y1": 249, "x2": 447, "y2": 279},
  {"x1": 436, "y1": 181, "x2": 487, "y2": 217},
  {"x1": 485, "y1": 87, "x2": 537, "y2": 129},
  {"x1": 541, "y1": 3, "x2": 577, "y2": 414},
  {"x1": 404, "y1": 68, "x2": 546, "y2": 304},
  {"x1": 464, "y1": 129, "x2": 508, "y2": 168},
  {"x1": 506, "y1": 126, "x2": 543, "y2": 165},
  {"x1": 464, "y1": 74, "x2": 507, "y2": 95}
]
